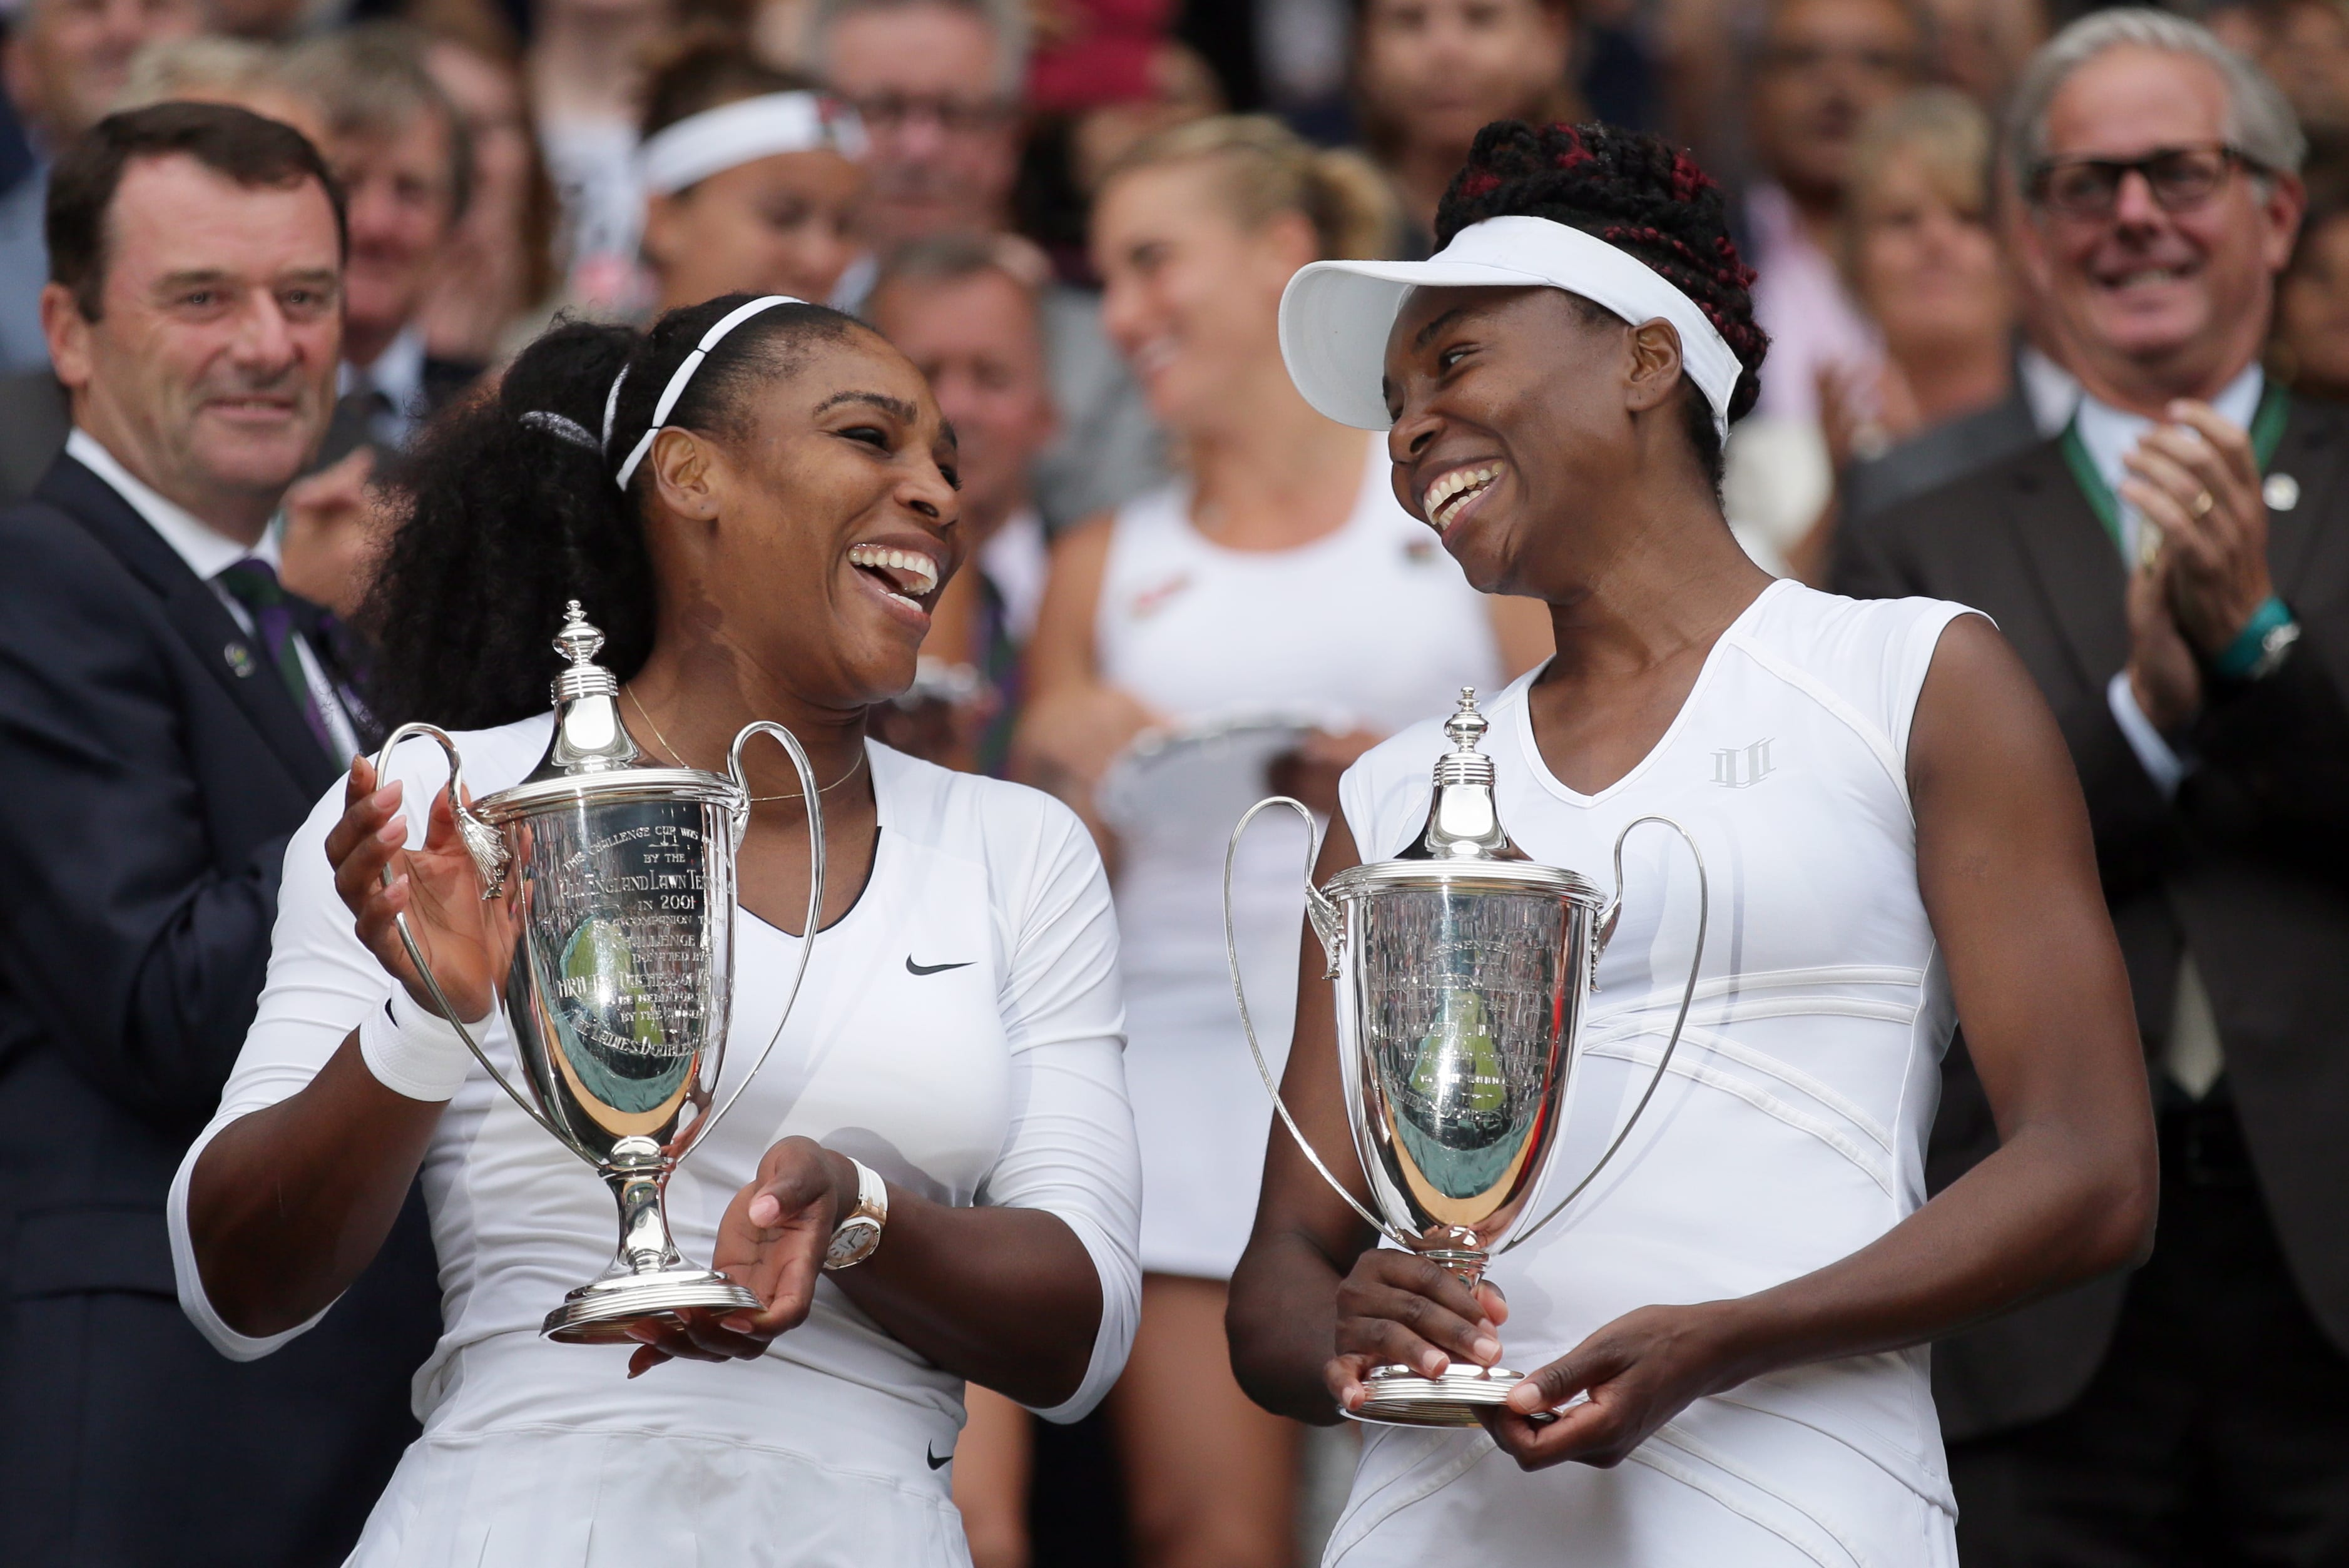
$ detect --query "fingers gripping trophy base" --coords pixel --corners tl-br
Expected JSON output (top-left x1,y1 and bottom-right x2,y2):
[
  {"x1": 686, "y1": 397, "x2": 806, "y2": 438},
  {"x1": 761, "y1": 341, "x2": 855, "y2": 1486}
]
[
  {"x1": 539, "y1": 1139, "x2": 760, "y2": 1342},
  {"x1": 1350, "y1": 1363, "x2": 1527, "y2": 1427},
  {"x1": 543, "y1": 1271, "x2": 763, "y2": 1343}
]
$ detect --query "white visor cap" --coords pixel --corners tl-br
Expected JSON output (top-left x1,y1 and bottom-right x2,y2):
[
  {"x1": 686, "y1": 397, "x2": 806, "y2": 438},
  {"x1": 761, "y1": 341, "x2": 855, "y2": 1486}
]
[{"x1": 1278, "y1": 215, "x2": 1743, "y2": 442}]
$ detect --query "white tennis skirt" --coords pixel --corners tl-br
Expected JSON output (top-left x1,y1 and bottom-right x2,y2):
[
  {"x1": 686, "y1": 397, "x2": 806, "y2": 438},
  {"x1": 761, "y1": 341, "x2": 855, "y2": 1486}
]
[
  {"x1": 345, "y1": 1427, "x2": 973, "y2": 1567},
  {"x1": 1322, "y1": 1410, "x2": 1960, "y2": 1568}
]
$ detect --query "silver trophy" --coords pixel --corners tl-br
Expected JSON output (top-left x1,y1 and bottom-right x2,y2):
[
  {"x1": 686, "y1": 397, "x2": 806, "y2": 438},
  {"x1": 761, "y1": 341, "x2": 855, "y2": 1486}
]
[
  {"x1": 1227, "y1": 689, "x2": 1707, "y2": 1425},
  {"x1": 374, "y1": 602, "x2": 825, "y2": 1342}
]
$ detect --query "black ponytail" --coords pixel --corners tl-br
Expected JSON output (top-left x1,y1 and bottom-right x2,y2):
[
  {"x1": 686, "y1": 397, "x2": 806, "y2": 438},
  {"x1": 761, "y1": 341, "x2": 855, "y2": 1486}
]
[{"x1": 361, "y1": 295, "x2": 862, "y2": 730}]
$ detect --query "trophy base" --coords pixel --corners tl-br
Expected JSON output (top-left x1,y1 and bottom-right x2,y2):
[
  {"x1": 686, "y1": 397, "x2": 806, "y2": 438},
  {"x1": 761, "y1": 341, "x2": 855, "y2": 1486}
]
[
  {"x1": 541, "y1": 1267, "x2": 762, "y2": 1344},
  {"x1": 1344, "y1": 1363, "x2": 1525, "y2": 1428}
]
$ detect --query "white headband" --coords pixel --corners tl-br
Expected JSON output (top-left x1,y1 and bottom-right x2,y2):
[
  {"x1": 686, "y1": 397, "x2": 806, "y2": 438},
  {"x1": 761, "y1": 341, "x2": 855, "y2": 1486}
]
[
  {"x1": 638, "y1": 93, "x2": 866, "y2": 196},
  {"x1": 611, "y1": 295, "x2": 803, "y2": 491},
  {"x1": 1278, "y1": 215, "x2": 1743, "y2": 442}
]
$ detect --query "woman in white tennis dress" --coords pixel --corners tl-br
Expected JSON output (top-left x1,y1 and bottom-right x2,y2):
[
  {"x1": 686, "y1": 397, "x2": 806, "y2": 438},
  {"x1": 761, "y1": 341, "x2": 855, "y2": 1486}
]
[
  {"x1": 168, "y1": 298, "x2": 1140, "y2": 1567},
  {"x1": 1228, "y1": 121, "x2": 2156, "y2": 1566},
  {"x1": 1016, "y1": 116, "x2": 1547, "y2": 1565}
]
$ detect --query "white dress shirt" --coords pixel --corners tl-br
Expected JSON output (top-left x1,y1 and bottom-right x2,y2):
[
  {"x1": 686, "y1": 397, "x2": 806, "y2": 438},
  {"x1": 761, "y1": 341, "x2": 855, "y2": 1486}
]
[
  {"x1": 341, "y1": 324, "x2": 428, "y2": 447},
  {"x1": 2069, "y1": 367, "x2": 2260, "y2": 1099},
  {"x1": 66, "y1": 427, "x2": 362, "y2": 762}
]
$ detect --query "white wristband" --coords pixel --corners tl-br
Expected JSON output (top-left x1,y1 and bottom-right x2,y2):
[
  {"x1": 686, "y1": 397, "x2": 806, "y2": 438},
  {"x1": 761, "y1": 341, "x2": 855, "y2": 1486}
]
[{"x1": 357, "y1": 987, "x2": 485, "y2": 1102}]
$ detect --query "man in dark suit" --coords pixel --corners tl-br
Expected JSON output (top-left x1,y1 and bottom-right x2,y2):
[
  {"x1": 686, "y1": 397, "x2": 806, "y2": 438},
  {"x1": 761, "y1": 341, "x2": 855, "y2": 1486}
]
[
  {"x1": 1836, "y1": 12, "x2": 2349, "y2": 1562},
  {"x1": 0, "y1": 103, "x2": 437, "y2": 1566}
]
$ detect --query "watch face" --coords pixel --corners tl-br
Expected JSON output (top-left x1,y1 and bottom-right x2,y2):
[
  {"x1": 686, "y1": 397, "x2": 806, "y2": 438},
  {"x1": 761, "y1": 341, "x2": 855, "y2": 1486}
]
[{"x1": 826, "y1": 1218, "x2": 882, "y2": 1269}]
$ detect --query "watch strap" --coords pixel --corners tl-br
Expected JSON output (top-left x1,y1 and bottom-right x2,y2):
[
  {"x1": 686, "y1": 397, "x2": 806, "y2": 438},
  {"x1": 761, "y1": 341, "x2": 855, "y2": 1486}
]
[{"x1": 823, "y1": 1157, "x2": 888, "y2": 1271}]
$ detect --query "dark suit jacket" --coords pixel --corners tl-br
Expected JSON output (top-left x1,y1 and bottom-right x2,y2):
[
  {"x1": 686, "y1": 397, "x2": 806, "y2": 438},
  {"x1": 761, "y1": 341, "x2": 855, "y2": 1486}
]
[
  {"x1": 0, "y1": 369, "x2": 66, "y2": 506},
  {"x1": 0, "y1": 455, "x2": 440, "y2": 1565},
  {"x1": 1842, "y1": 390, "x2": 2042, "y2": 527},
  {"x1": 1833, "y1": 395, "x2": 2349, "y2": 1440}
]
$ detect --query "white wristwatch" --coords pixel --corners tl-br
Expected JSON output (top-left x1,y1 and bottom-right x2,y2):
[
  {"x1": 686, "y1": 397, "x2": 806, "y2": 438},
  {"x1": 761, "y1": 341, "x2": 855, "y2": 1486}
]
[{"x1": 823, "y1": 1158, "x2": 889, "y2": 1271}]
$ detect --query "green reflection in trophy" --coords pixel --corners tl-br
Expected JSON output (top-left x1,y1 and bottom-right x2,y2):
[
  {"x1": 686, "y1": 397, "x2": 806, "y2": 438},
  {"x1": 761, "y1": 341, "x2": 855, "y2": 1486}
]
[
  {"x1": 1227, "y1": 690, "x2": 1709, "y2": 1425},
  {"x1": 374, "y1": 603, "x2": 826, "y2": 1343}
]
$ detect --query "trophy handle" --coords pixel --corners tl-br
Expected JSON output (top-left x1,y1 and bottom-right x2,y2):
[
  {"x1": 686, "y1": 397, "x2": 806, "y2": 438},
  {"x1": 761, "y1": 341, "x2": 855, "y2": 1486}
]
[
  {"x1": 683, "y1": 721, "x2": 828, "y2": 1157},
  {"x1": 369, "y1": 723, "x2": 577, "y2": 1153},
  {"x1": 1499, "y1": 815, "x2": 1709, "y2": 1256},
  {"x1": 1226, "y1": 797, "x2": 1415, "y2": 1249}
]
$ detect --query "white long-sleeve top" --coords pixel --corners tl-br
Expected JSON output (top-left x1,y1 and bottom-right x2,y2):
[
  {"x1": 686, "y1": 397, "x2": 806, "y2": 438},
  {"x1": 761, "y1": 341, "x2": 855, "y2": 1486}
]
[{"x1": 166, "y1": 715, "x2": 1141, "y2": 1567}]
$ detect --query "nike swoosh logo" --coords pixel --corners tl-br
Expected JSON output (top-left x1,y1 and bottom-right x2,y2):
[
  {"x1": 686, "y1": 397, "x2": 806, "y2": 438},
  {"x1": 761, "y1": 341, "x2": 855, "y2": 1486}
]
[
  {"x1": 926, "y1": 1444, "x2": 954, "y2": 1469},
  {"x1": 906, "y1": 957, "x2": 974, "y2": 975}
]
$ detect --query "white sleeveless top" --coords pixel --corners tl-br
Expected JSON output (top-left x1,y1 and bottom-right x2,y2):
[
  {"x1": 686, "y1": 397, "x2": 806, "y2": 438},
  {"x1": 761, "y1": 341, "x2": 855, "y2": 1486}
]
[
  {"x1": 1327, "y1": 581, "x2": 1970, "y2": 1568},
  {"x1": 1097, "y1": 435, "x2": 1503, "y2": 1278}
]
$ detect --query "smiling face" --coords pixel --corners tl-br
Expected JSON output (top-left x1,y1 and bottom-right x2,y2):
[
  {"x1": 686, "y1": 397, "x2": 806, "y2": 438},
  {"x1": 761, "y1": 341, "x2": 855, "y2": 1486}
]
[
  {"x1": 1093, "y1": 158, "x2": 1317, "y2": 432},
  {"x1": 644, "y1": 148, "x2": 865, "y2": 312},
  {"x1": 47, "y1": 153, "x2": 342, "y2": 536},
  {"x1": 1381, "y1": 284, "x2": 1678, "y2": 596},
  {"x1": 2020, "y1": 44, "x2": 2303, "y2": 407},
  {"x1": 643, "y1": 325, "x2": 966, "y2": 707},
  {"x1": 1850, "y1": 145, "x2": 2012, "y2": 363},
  {"x1": 327, "y1": 108, "x2": 460, "y2": 366}
]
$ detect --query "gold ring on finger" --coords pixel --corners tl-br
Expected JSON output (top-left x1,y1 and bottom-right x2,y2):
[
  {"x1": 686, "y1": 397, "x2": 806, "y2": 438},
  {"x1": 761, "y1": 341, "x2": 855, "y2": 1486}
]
[{"x1": 2191, "y1": 489, "x2": 2215, "y2": 517}]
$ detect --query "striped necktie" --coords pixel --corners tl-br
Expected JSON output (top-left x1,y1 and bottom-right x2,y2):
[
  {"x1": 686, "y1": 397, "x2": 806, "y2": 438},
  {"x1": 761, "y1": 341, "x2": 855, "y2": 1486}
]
[{"x1": 215, "y1": 557, "x2": 335, "y2": 758}]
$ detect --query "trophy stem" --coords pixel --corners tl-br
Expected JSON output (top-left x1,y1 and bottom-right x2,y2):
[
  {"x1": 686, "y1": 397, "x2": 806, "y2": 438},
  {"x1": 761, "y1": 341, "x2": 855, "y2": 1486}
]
[
  {"x1": 540, "y1": 1135, "x2": 762, "y2": 1343},
  {"x1": 609, "y1": 1146, "x2": 686, "y2": 1275},
  {"x1": 1422, "y1": 1246, "x2": 1489, "y2": 1291},
  {"x1": 1348, "y1": 1244, "x2": 1524, "y2": 1428}
]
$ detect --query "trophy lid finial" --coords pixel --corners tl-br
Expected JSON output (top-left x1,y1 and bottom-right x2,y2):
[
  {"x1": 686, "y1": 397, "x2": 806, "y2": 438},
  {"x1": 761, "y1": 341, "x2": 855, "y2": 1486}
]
[
  {"x1": 535, "y1": 600, "x2": 639, "y2": 774},
  {"x1": 1407, "y1": 685, "x2": 1526, "y2": 862},
  {"x1": 553, "y1": 600, "x2": 606, "y2": 668},
  {"x1": 1444, "y1": 688, "x2": 1488, "y2": 754}
]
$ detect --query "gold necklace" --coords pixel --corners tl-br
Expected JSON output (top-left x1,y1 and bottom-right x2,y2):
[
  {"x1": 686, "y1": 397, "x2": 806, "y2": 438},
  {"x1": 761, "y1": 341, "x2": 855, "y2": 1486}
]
[{"x1": 624, "y1": 686, "x2": 867, "y2": 803}]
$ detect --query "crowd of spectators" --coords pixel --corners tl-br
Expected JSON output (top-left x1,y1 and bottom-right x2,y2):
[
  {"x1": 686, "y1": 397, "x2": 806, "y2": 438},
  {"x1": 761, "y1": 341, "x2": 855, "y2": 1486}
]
[{"x1": 4, "y1": 0, "x2": 2349, "y2": 1562}]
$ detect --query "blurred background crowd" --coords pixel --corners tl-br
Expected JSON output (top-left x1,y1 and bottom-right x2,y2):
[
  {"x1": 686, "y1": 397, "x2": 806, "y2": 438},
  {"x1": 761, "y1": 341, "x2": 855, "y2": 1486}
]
[{"x1": 4, "y1": 0, "x2": 2349, "y2": 1559}]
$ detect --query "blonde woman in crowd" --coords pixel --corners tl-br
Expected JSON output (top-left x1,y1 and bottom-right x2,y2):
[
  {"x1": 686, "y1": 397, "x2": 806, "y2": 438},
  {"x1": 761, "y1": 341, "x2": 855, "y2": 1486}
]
[
  {"x1": 637, "y1": 33, "x2": 867, "y2": 315},
  {"x1": 1829, "y1": 91, "x2": 2016, "y2": 473},
  {"x1": 1016, "y1": 115, "x2": 1549, "y2": 1567},
  {"x1": 1734, "y1": 88, "x2": 2021, "y2": 579}
]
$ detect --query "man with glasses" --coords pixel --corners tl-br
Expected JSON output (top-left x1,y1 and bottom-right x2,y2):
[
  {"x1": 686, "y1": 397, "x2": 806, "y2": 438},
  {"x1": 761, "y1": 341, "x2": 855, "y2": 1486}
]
[
  {"x1": 813, "y1": 0, "x2": 1165, "y2": 529},
  {"x1": 1837, "y1": 11, "x2": 2349, "y2": 1562}
]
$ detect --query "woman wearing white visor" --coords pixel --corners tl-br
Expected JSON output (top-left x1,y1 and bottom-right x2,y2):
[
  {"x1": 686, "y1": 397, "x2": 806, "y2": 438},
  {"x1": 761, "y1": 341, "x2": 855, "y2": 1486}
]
[
  {"x1": 637, "y1": 39, "x2": 866, "y2": 315},
  {"x1": 1227, "y1": 121, "x2": 2156, "y2": 1565}
]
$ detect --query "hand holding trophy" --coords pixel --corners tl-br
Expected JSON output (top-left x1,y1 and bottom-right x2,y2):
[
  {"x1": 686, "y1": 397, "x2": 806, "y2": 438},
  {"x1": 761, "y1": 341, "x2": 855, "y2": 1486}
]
[
  {"x1": 1226, "y1": 689, "x2": 1708, "y2": 1425},
  {"x1": 372, "y1": 601, "x2": 826, "y2": 1342}
]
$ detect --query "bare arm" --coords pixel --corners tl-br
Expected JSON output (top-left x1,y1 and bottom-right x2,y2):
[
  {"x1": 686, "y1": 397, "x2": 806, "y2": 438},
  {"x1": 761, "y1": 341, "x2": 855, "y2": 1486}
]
[
  {"x1": 624, "y1": 1134, "x2": 1108, "y2": 1407},
  {"x1": 1229, "y1": 618, "x2": 2158, "y2": 1455},
  {"x1": 188, "y1": 763, "x2": 491, "y2": 1335},
  {"x1": 1009, "y1": 516, "x2": 1159, "y2": 853}
]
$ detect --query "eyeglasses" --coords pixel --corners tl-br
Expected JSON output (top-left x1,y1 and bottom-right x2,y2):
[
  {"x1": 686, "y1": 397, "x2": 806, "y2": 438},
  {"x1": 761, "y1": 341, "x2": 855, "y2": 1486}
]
[
  {"x1": 2029, "y1": 144, "x2": 2265, "y2": 220},
  {"x1": 849, "y1": 91, "x2": 1015, "y2": 138}
]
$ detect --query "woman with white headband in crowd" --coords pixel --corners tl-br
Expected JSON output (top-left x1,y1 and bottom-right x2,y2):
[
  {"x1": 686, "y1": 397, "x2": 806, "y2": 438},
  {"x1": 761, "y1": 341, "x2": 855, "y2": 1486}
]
[
  {"x1": 168, "y1": 296, "x2": 1141, "y2": 1565},
  {"x1": 1226, "y1": 121, "x2": 2156, "y2": 1564},
  {"x1": 1016, "y1": 115, "x2": 1551, "y2": 1568},
  {"x1": 636, "y1": 36, "x2": 866, "y2": 313}
]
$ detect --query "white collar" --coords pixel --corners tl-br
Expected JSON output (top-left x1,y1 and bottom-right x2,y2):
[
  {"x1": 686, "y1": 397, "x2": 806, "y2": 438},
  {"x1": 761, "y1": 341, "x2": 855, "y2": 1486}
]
[
  {"x1": 2074, "y1": 362, "x2": 2264, "y2": 493},
  {"x1": 64, "y1": 427, "x2": 278, "y2": 579},
  {"x1": 343, "y1": 323, "x2": 427, "y2": 412}
]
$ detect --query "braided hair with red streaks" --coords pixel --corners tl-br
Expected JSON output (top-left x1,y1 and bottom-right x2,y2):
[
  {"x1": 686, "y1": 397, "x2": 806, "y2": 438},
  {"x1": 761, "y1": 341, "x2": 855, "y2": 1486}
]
[{"x1": 1437, "y1": 120, "x2": 1767, "y2": 487}]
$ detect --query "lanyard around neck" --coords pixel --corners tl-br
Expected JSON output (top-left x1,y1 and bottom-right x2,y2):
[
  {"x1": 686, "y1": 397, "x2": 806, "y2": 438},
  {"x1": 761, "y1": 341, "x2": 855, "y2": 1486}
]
[{"x1": 2059, "y1": 381, "x2": 2291, "y2": 558}]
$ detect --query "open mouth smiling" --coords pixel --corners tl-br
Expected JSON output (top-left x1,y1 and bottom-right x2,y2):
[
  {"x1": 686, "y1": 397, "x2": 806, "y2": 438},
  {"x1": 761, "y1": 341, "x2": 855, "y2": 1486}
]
[
  {"x1": 1423, "y1": 464, "x2": 1502, "y2": 533},
  {"x1": 846, "y1": 542, "x2": 941, "y2": 617}
]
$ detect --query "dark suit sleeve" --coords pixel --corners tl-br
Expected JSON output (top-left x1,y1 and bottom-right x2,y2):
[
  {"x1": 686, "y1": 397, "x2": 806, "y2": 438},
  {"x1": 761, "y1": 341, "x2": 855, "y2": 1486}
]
[
  {"x1": 2179, "y1": 623, "x2": 2349, "y2": 875},
  {"x1": 0, "y1": 517, "x2": 285, "y2": 1128},
  {"x1": 1828, "y1": 504, "x2": 1919, "y2": 601}
]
